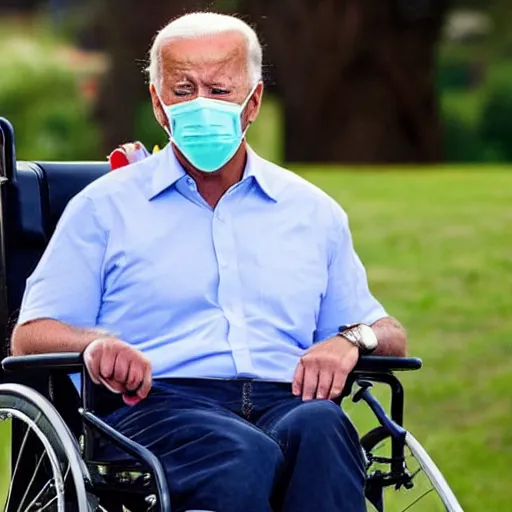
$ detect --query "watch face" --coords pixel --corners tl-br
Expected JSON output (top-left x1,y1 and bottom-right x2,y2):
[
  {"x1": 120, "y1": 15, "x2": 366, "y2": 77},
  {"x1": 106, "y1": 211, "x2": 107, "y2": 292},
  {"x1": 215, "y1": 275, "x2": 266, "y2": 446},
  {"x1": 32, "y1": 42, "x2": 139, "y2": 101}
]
[{"x1": 359, "y1": 324, "x2": 378, "y2": 350}]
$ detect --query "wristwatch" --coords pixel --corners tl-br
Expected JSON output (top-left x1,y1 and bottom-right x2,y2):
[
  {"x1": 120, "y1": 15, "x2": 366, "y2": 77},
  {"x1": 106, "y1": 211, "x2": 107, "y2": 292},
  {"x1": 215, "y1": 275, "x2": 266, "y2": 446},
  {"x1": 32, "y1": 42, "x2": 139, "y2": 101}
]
[{"x1": 337, "y1": 323, "x2": 378, "y2": 354}]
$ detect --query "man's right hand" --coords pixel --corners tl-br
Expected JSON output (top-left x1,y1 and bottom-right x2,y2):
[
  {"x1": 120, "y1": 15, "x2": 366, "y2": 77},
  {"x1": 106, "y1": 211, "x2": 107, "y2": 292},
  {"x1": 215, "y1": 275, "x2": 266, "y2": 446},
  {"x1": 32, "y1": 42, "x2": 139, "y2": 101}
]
[{"x1": 82, "y1": 338, "x2": 152, "y2": 406}]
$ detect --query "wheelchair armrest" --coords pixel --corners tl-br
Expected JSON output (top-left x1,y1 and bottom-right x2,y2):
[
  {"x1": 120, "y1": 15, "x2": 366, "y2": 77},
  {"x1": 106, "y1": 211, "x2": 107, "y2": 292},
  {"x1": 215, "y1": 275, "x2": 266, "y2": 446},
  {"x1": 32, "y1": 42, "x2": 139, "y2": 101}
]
[
  {"x1": 2, "y1": 352, "x2": 83, "y2": 373},
  {"x1": 354, "y1": 355, "x2": 422, "y2": 373},
  {"x1": 2, "y1": 354, "x2": 422, "y2": 373}
]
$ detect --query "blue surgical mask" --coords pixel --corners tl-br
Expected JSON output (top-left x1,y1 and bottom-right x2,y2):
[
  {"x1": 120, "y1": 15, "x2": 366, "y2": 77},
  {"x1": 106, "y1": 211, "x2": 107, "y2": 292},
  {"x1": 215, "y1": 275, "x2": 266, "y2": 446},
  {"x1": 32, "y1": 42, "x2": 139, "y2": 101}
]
[{"x1": 156, "y1": 83, "x2": 258, "y2": 173}]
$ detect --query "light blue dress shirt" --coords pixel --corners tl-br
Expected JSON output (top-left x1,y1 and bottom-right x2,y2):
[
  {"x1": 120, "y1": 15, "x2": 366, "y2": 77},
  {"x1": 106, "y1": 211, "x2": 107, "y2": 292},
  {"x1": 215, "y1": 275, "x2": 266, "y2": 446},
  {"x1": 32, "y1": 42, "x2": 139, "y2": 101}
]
[{"x1": 18, "y1": 144, "x2": 387, "y2": 382}]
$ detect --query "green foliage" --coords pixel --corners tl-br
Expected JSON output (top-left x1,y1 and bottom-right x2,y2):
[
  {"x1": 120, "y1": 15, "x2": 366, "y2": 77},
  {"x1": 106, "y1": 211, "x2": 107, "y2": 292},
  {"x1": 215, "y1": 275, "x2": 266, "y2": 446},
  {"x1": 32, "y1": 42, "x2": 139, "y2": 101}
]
[
  {"x1": 246, "y1": 94, "x2": 283, "y2": 163},
  {"x1": 0, "y1": 38, "x2": 101, "y2": 161},
  {"x1": 479, "y1": 71, "x2": 512, "y2": 161},
  {"x1": 438, "y1": 52, "x2": 512, "y2": 162},
  {"x1": 133, "y1": 101, "x2": 169, "y2": 153},
  {"x1": 0, "y1": 421, "x2": 9, "y2": 508},
  {"x1": 442, "y1": 110, "x2": 485, "y2": 162}
]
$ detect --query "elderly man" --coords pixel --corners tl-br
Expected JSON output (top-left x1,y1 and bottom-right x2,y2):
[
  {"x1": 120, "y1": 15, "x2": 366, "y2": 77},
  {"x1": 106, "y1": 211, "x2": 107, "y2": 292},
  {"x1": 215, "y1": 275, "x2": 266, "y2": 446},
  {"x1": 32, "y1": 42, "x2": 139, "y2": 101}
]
[{"x1": 12, "y1": 11, "x2": 406, "y2": 512}]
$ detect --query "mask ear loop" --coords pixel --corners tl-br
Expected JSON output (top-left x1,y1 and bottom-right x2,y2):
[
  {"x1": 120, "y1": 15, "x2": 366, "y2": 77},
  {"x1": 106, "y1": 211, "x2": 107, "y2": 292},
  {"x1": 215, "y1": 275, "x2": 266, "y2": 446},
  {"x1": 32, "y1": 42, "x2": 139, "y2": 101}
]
[
  {"x1": 153, "y1": 83, "x2": 174, "y2": 140},
  {"x1": 240, "y1": 81, "x2": 260, "y2": 138}
]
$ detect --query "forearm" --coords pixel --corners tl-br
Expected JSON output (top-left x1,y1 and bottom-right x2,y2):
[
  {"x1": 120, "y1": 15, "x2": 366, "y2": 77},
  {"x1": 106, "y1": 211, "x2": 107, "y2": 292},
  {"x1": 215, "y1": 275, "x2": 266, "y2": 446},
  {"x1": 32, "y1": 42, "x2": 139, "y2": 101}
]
[
  {"x1": 370, "y1": 316, "x2": 407, "y2": 357},
  {"x1": 11, "y1": 319, "x2": 104, "y2": 356}
]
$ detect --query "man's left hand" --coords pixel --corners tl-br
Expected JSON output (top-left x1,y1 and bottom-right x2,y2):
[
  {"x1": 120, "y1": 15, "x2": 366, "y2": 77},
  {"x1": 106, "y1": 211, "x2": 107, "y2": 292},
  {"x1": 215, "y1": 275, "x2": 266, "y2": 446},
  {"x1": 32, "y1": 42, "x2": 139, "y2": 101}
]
[{"x1": 292, "y1": 336, "x2": 359, "y2": 401}]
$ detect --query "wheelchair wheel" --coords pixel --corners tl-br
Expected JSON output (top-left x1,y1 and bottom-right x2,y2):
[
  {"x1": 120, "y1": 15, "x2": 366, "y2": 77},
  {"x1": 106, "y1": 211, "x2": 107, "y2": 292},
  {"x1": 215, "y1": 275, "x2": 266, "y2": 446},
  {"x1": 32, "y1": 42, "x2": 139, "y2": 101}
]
[
  {"x1": 0, "y1": 383, "x2": 97, "y2": 511},
  {"x1": 361, "y1": 426, "x2": 463, "y2": 512}
]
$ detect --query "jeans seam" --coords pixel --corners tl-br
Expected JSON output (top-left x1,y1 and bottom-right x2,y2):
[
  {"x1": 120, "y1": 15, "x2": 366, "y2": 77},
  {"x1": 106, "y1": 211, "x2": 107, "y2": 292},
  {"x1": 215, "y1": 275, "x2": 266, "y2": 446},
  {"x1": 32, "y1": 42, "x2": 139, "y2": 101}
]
[{"x1": 264, "y1": 428, "x2": 287, "y2": 452}]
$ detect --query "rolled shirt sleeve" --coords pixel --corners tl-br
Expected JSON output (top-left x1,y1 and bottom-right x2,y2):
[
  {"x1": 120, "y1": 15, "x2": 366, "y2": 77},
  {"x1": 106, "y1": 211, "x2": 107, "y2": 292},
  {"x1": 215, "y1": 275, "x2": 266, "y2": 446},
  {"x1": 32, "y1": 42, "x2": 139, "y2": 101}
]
[
  {"x1": 17, "y1": 194, "x2": 107, "y2": 329},
  {"x1": 314, "y1": 203, "x2": 387, "y2": 342}
]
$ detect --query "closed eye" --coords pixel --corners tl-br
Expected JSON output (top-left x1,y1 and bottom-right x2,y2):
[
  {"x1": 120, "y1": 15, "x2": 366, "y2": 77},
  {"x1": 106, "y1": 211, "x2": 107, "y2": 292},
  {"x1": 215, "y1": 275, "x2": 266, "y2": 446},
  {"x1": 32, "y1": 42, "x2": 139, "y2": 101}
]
[
  {"x1": 174, "y1": 89, "x2": 193, "y2": 97},
  {"x1": 211, "y1": 87, "x2": 230, "y2": 96}
]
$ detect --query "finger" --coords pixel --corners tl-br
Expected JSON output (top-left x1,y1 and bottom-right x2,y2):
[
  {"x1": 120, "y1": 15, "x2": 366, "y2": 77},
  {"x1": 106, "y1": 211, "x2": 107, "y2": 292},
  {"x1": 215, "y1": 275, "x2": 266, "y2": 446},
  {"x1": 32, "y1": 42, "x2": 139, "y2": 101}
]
[
  {"x1": 292, "y1": 361, "x2": 305, "y2": 396},
  {"x1": 99, "y1": 345, "x2": 116, "y2": 381},
  {"x1": 302, "y1": 365, "x2": 319, "y2": 401},
  {"x1": 122, "y1": 394, "x2": 142, "y2": 407},
  {"x1": 136, "y1": 363, "x2": 152, "y2": 400},
  {"x1": 329, "y1": 369, "x2": 348, "y2": 400},
  {"x1": 125, "y1": 362, "x2": 143, "y2": 394},
  {"x1": 98, "y1": 375, "x2": 123, "y2": 394},
  {"x1": 316, "y1": 369, "x2": 334, "y2": 400},
  {"x1": 113, "y1": 351, "x2": 130, "y2": 385}
]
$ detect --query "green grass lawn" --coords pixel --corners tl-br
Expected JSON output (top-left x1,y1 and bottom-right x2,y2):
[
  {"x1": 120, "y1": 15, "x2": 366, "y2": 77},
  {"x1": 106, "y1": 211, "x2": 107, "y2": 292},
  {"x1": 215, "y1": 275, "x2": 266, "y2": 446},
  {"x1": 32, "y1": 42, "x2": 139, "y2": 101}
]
[
  {"x1": 1, "y1": 168, "x2": 510, "y2": 510},
  {"x1": 0, "y1": 421, "x2": 10, "y2": 508},
  {"x1": 295, "y1": 166, "x2": 512, "y2": 511}
]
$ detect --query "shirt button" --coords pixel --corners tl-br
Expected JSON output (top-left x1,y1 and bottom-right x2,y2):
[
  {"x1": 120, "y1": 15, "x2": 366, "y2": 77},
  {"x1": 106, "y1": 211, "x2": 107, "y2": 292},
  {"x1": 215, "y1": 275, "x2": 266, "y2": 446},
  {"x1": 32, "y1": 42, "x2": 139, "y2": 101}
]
[{"x1": 219, "y1": 259, "x2": 228, "y2": 268}]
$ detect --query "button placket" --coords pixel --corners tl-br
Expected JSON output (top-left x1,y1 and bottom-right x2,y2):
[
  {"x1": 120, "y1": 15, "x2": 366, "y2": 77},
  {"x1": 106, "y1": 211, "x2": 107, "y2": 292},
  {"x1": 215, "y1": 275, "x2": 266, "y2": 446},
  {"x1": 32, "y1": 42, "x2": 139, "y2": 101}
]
[{"x1": 212, "y1": 197, "x2": 254, "y2": 375}]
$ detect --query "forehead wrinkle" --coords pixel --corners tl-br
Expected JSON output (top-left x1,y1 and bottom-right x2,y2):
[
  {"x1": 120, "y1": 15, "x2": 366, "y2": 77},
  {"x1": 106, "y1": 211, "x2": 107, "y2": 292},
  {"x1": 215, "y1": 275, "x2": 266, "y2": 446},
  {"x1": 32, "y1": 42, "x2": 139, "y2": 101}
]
[{"x1": 160, "y1": 34, "x2": 248, "y2": 85}]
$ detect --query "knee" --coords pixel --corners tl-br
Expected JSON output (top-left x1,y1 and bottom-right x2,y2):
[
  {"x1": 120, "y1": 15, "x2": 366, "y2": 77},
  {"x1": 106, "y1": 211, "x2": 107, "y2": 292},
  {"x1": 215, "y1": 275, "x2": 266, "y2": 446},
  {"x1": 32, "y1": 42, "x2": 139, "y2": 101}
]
[
  {"x1": 219, "y1": 426, "x2": 284, "y2": 484},
  {"x1": 180, "y1": 427, "x2": 283, "y2": 511},
  {"x1": 283, "y1": 400, "x2": 360, "y2": 447},
  {"x1": 290, "y1": 400, "x2": 344, "y2": 430}
]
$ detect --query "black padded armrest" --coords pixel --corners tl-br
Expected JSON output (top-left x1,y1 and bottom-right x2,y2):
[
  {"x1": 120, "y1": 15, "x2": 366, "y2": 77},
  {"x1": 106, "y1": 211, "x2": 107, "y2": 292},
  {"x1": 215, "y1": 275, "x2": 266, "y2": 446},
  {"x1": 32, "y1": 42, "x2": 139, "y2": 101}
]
[
  {"x1": 355, "y1": 355, "x2": 422, "y2": 372},
  {"x1": 1, "y1": 353, "x2": 422, "y2": 375},
  {"x1": 2, "y1": 352, "x2": 83, "y2": 373}
]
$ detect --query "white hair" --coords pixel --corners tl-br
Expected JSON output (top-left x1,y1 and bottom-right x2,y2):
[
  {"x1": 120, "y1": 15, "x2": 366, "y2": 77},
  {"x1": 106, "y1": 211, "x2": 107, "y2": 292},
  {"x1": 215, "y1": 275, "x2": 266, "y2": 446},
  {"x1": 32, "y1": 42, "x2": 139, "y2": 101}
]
[{"x1": 148, "y1": 12, "x2": 262, "y2": 91}]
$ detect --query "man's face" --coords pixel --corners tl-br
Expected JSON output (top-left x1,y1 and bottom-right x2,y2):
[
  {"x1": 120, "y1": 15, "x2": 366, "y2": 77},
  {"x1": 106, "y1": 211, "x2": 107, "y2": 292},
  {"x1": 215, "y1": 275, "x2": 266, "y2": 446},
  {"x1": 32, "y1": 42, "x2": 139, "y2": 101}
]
[{"x1": 150, "y1": 31, "x2": 263, "y2": 133}]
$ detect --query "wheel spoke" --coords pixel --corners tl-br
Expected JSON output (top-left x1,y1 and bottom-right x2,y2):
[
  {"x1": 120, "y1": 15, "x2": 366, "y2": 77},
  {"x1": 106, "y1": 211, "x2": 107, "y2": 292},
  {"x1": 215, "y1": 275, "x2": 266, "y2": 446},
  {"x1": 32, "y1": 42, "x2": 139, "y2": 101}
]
[
  {"x1": 0, "y1": 390, "x2": 89, "y2": 512},
  {"x1": 16, "y1": 450, "x2": 46, "y2": 512},
  {"x1": 19, "y1": 464, "x2": 70, "y2": 512},
  {"x1": 401, "y1": 488, "x2": 435, "y2": 511},
  {"x1": 35, "y1": 493, "x2": 58, "y2": 511},
  {"x1": 363, "y1": 427, "x2": 457, "y2": 512},
  {"x1": 5, "y1": 412, "x2": 42, "y2": 511},
  {"x1": 19, "y1": 480, "x2": 52, "y2": 512}
]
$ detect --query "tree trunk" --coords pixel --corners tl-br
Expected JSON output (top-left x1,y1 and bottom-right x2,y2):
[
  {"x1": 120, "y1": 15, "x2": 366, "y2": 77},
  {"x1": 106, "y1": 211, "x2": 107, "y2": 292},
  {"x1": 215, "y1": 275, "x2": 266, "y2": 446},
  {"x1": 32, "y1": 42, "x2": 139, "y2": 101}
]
[
  {"x1": 0, "y1": 0, "x2": 40, "y2": 9},
  {"x1": 244, "y1": 0, "x2": 449, "y2": 164},
  {"x1": 94, "y1": 0, "x2": 206, "y2": 153}
]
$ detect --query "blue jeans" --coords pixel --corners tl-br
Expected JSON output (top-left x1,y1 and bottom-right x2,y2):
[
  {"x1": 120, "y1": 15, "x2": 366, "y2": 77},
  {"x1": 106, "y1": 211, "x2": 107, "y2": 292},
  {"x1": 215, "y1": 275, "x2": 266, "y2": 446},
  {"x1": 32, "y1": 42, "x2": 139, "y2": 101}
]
[{"x1": 98, "y1": 378, "x2": 366, "y2": 512}]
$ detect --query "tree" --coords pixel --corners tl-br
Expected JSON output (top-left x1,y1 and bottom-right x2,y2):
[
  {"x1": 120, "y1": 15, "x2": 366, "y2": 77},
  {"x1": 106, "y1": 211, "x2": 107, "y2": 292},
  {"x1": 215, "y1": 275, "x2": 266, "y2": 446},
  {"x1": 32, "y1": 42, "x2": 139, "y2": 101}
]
[
  {"x1": 242, "y1": 0, "x2": 450, "y2": 163},
  {"x1": 0, "y1": 0, "x2": 40, "y2": 9},
  {"x1": 94, "y1": 0, "x2": 206, "y2": 152}
]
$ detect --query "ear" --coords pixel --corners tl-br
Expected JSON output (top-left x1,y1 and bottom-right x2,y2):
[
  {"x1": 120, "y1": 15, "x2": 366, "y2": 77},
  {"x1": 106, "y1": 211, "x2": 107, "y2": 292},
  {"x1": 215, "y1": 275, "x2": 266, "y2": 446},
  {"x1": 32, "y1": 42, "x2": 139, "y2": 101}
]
[
  {"x1": 245, "y1": 81, "x2": 264, "y2": 126},
  {"x1": 149, "y1": 83, "x2": 168, "y2": 130}
]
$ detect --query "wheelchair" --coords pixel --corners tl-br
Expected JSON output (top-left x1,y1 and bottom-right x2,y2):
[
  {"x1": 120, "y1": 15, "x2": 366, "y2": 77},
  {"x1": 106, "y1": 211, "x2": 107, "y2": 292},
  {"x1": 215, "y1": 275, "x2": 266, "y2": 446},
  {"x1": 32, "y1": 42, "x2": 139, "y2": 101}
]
[{"x1": 0, "y1": 117, "x2": 463, "y2": 512}]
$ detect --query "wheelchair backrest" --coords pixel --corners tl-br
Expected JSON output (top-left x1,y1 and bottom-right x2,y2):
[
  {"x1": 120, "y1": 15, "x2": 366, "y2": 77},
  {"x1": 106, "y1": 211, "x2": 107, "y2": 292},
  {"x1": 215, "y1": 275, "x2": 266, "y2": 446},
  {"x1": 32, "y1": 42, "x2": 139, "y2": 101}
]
[{"x1": 0, "y1": 118, "x2": 109, "y2": 355}]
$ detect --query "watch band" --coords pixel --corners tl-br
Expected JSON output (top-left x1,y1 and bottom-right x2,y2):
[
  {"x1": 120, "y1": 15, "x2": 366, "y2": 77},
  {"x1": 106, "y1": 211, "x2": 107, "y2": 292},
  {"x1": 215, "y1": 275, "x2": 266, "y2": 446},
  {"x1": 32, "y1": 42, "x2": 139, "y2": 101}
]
[{"x1": 337, "y1": 323, "x2": 377, "y2": 354}]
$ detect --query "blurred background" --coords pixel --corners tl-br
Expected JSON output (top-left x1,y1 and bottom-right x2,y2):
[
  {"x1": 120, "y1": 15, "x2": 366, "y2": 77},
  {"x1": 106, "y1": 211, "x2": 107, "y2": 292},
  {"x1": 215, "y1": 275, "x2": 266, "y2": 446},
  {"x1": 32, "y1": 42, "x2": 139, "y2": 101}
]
[{"x1": 0, "y1": 0, "x2": 511, "y2": 510}]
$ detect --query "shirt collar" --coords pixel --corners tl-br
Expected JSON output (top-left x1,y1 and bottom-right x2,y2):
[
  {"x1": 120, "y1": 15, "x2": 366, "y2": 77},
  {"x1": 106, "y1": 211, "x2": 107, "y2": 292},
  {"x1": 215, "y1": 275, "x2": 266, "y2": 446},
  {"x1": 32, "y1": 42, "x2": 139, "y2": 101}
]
[
  {"x1": 143, "y1": 143, "x2": 186, "y2": 200},
  {"x1": 143, "y1": 143, "x2": 278, "y2": 202},
  {"x1": 243, "y1": 145, "x2": 278, "y2": 202}
]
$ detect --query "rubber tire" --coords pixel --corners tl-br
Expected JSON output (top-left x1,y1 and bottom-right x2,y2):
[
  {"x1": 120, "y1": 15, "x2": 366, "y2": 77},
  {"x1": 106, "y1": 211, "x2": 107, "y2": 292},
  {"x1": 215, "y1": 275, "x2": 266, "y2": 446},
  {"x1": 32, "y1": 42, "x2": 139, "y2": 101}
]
[
  {"x1": 0, "y1": 383, "x2": 96, "y2": 512},
  {"x1": 360, "y1": 425, "x2": 390, "y2": 454},
  {"x1": 360, "y1": 426, "x2": 463, "y2": 512}
]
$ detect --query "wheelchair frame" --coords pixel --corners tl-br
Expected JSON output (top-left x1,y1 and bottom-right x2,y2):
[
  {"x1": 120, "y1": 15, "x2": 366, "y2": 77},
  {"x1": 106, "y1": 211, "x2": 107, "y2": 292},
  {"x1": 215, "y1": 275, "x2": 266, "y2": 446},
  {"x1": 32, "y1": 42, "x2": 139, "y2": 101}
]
[
  {"x1": 1, "y1": 353, "x2": 426, "y2": 512},
  {"x1": 0, "y1": 117, "x2": 464, "y2": 512}
]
